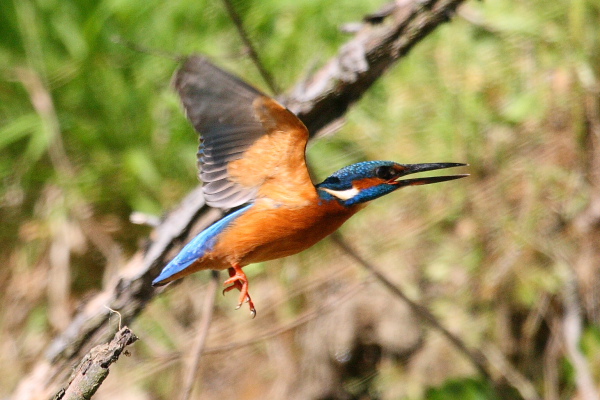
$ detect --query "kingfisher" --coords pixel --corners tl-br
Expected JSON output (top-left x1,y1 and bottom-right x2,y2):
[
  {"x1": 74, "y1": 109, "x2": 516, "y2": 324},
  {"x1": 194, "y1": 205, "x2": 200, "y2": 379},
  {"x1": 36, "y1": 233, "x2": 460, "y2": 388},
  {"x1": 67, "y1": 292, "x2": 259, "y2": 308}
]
[{"x1": 152, "y1": 56, "x2": 467, "y2": 316}]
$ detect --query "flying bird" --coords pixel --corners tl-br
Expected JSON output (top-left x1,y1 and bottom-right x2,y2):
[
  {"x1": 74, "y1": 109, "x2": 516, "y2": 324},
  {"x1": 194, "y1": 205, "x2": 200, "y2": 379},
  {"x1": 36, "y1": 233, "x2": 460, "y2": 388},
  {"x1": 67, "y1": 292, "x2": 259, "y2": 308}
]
[{"x1": 152, "y1": 56, "x2": 468, "y2": 317}]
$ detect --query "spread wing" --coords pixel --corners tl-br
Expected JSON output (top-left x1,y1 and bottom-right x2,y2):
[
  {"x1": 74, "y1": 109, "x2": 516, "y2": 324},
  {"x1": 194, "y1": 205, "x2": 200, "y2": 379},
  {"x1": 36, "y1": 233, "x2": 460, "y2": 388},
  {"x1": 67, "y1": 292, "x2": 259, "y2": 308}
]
[{"x1": 174, "y1": 56, "x2": 313, "y2": 209}]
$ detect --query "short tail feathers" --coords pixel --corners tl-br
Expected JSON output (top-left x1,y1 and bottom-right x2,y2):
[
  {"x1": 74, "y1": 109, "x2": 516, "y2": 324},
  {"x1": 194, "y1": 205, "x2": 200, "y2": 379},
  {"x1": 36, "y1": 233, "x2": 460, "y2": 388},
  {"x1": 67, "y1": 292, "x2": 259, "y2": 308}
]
[{"x1": 152, "y1": 205, "x2": 252, "y2": 286}]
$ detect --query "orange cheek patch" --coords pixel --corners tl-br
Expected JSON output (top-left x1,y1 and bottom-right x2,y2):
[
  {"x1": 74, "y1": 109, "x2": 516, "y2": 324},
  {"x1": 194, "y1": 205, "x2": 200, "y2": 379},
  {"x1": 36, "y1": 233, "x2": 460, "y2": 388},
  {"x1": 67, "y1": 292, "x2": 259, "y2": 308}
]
[{"x1": 352, "y1": 177, "x2": 386, "y2": 190}]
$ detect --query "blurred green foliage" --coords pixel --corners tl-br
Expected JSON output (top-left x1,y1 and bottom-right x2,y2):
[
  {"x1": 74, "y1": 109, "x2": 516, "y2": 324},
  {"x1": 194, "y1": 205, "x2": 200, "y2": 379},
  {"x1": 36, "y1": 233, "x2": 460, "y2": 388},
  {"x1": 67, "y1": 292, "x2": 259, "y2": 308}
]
[
  {"x1": 2, "y1": 0, "x2": 600, "y2": 398},
  {"x1": 425, "y1": 378, "x2": 499, "y2": 400}
]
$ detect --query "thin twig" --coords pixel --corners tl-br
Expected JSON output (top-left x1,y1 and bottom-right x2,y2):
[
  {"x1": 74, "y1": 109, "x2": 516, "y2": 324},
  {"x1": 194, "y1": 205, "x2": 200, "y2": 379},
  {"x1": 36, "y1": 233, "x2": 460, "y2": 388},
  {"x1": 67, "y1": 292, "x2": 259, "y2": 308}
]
[
  {"x1": 204, "y1": 280, "x2": 365, "y2": 355},
  {"x1": 481, "y1": 344, "x2": 541, "y2": 400},
  {"x1": 179, "y1": 270, "x2": 220, "y2": 400},
  {"x1": 16, "y1": 68, "x2": 74, "y2": 179},
  {"x1": 332, "y1": 233, "x2": 548, "y2": 399},
  {"x1": 562, "y1": 277, "x2": 600, "y2": 400},
  {"x1": 111, "y1": 35, "x2": 182, "y2": 62},
  {"x1": 331, "y1": 233, "x2": 491, "y2": 379},
  {"x1": 220, "y1": 0, "x2": 280, "y2": 94},
  {"x1": 103, "y1": 280, "x2": 367, "y2": 390},
  {"x1": 104, "y1": 306, "x2": 123, "y2": 331}
]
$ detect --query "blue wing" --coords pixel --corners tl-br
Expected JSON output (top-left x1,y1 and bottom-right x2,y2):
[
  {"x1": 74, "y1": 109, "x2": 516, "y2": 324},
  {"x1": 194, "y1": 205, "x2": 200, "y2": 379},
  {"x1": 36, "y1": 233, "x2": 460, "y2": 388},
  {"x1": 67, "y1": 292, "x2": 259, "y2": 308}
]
[{"x1": 152, "y1": 205, "x2": 252, "y2": 286}]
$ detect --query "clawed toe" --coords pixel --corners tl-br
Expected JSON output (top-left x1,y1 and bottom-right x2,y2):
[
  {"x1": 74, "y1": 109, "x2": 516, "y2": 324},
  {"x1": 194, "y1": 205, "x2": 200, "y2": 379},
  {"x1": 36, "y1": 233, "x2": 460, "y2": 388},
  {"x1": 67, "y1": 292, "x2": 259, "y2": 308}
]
[{"x1": 222, "y1": 265, "x2": 257, "y2": 317}]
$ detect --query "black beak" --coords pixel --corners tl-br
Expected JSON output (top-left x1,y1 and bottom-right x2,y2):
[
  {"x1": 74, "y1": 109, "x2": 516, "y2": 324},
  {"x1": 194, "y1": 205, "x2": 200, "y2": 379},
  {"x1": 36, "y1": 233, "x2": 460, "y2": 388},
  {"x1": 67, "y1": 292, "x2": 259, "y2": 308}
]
[{"x1": 392, "y1": 163, "x2": 469, "y2": 187}]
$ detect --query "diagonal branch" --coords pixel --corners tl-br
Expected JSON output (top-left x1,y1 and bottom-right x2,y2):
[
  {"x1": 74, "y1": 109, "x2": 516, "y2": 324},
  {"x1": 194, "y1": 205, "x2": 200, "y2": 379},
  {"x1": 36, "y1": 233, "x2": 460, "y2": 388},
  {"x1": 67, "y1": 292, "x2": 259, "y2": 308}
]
[
  {"x1": 331, "y1": 233, "x2": 492, "y2": 379},
  {"x1": 332, "y1": 233, "x2": 543, "y2": 400},
  {"x1": 178, "y1": 271, "x2": 220, "y2": 400},
  {"x1": 11, "y1": 1, "x2": 467, "y2": 398},
  {"x1": 284, "y1": 0, "x2": 465, "y2": 135},
  {"x1": 52, "y1": 327, "x2": 138, "y2": 400}
]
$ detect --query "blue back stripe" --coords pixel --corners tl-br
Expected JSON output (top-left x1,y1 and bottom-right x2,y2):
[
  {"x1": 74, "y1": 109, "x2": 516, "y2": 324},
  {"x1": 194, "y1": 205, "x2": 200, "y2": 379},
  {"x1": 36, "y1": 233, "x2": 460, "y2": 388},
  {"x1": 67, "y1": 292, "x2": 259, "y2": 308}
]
[{"x1": 152, "y1": 204, "x2": 252, "y2": 284}]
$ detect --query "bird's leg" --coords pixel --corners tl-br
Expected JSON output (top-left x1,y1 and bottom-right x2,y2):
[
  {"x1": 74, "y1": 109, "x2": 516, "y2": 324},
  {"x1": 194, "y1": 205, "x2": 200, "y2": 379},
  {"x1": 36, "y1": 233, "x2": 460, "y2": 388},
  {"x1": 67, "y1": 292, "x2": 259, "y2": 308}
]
[
  {"x1": 222, "y1": 264, "x2": 256, "y2": 317},
  {"x1": 222, "y1": 267, "x2": 244, "y2": 293}
]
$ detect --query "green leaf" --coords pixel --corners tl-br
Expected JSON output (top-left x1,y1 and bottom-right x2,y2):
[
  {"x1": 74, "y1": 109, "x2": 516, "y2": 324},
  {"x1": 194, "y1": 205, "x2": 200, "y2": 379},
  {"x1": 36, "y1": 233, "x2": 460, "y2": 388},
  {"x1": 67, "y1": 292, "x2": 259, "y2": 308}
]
[{"x1": 0, "y1": 113, "x2": 41, "y2": 149}]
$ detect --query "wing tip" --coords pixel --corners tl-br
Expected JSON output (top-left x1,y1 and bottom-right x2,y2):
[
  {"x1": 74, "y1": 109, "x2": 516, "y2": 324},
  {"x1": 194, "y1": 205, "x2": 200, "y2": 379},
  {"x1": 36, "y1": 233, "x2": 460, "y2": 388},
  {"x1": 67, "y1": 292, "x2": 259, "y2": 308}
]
[{"x1": 174, "y1": 54, "x2": 265, "y2": 99}]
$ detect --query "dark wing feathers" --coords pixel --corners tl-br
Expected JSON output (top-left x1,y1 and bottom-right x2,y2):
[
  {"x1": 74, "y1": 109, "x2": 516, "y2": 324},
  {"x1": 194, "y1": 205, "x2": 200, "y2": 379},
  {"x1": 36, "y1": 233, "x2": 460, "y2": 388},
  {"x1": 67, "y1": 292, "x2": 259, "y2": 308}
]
[
  {"x1": 175, "y1": 55, "x2": 313, "y2": 209},
  {"x1": 174, "y1": 56, "x2": 267, "y2": 208}
]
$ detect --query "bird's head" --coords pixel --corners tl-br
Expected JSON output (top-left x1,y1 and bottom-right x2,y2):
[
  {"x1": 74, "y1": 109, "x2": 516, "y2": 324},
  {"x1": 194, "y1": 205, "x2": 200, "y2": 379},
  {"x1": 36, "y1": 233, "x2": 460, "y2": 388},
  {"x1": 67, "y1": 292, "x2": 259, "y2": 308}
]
[{"x1": 316, "y1": 161, "x2": 468, "y2": 207}]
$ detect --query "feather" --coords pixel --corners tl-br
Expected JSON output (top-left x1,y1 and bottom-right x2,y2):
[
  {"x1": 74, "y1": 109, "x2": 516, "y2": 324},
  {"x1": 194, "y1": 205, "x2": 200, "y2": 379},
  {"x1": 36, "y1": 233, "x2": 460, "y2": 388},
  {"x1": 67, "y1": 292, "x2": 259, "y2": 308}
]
[
  {"x1": 174, "y1": 56, "x2": 314, "y2": 209},
  {"x1": 152, "y1": 205, "x2": 252, "y2": 286}
]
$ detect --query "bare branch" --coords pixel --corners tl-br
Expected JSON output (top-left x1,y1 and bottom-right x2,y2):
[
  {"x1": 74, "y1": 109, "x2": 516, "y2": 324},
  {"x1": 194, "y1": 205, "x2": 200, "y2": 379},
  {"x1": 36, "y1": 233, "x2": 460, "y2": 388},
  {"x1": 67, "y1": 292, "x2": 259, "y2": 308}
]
[
  {"x1": 481, "y1": 344, "x2": 541, "y2": 400},
  {"x1": 179, "y1": 271, "x2": 220, "y2": 400},
  {"x1": 562, "y1": 277, "x2": 600, "y2": 400},
  {"x1": 332, "y1": 233, "x2": 545, "y2": 399},
  {"x1": 52, "y1": 327, "x2": 138, "y2": 400},
  {"x1": 330, "y1": 233, "x2": 492, "y2": 379},
  {"x1": 203, "y1": 280, "x2": 365, "y2": 355},
  {"x1": 284, "y1": 0, "x2": 465, "y2": 136}
]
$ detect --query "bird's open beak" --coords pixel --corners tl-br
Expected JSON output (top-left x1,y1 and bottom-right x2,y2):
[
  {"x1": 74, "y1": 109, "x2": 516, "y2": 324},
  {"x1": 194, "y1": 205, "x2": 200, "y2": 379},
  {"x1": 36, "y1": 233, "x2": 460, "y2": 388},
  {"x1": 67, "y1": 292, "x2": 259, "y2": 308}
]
[{"x1": 391, "y1": 163, "x2": 469, "y2": 187}]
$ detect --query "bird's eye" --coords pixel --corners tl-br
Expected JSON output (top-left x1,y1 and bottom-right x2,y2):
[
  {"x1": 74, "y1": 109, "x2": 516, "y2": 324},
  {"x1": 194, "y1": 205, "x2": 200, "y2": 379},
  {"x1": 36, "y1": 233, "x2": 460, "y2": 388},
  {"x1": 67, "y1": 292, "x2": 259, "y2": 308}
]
[
  {"x1": 322, "y1": 176, "x2": 341, "y2": 185},
  {"x1": 375, "y1": 166, "x2": 395, "y2": 180}
]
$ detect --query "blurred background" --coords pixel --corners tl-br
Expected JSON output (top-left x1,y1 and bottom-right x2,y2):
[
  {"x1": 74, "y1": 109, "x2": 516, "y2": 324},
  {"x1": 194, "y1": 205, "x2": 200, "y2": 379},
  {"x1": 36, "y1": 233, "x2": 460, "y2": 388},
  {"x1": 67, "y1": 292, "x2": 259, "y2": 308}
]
[{"x1": 1, "y1": 0, "x2": 600, "y2": 398}]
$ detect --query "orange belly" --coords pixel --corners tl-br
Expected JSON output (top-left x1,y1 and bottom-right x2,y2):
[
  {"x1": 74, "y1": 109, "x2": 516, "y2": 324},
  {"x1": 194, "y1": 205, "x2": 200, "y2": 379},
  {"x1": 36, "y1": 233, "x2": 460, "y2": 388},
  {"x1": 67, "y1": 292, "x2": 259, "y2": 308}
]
[{"x1": 199, "y1": 199, "x2": 361, "y2": 270}]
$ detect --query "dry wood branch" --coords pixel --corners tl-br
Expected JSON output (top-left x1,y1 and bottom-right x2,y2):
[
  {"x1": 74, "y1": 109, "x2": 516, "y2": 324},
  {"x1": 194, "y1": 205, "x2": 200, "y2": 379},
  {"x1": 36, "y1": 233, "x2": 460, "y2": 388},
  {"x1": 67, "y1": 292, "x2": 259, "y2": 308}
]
[
  {"x1": 330, "y1": 233, "x2": 492, "y2": 379},
  {"x1": 52, "y1": 327, "x2": 138, "y2": 400},
  {"x1": 562, "y1": 278, "x2": 600, "y2": 400},
  {"x1": 332, "y1": 233, "x2": 543, "y2": 399},
  {"x1": 12, "y1": 1, "x2": 467, "y2": 398},
  {"x1": 481, "y1": 344, "x2": 541, "y2": 400},
  {"x1": 284, "y1": 0, "x2": 465, "y2": 135},
  {"x1": 179, "y1": 271, "x2": 220, "y2": 400},
  {"x1": 113, "y1": 280, "x2": 366, "y2": 382},
  {"x1": 203, "y1": 280, "x2": 365, "y2": 355}
]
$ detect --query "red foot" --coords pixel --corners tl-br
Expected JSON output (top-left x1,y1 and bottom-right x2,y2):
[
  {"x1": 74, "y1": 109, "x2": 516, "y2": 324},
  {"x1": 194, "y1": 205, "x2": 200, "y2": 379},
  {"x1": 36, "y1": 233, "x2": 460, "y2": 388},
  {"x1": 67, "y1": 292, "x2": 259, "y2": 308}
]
[{"x1": 223, "y1": 265, "x2": 256, "y2": 317}]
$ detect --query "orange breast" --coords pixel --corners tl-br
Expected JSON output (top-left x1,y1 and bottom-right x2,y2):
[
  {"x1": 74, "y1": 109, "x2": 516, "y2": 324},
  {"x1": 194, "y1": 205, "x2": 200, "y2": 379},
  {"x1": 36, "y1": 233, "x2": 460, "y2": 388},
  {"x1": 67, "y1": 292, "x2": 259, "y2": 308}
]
[{"x1": 198, "y1": 198, "x2": 362, "y2": 270}]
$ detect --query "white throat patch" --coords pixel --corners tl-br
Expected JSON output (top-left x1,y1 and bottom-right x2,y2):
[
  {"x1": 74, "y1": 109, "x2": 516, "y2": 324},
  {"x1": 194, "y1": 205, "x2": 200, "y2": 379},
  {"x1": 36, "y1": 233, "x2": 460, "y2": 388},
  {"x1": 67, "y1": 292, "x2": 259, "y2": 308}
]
[{"x1": 320, "y1": 187, "x2": 359, "y2": 201}]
